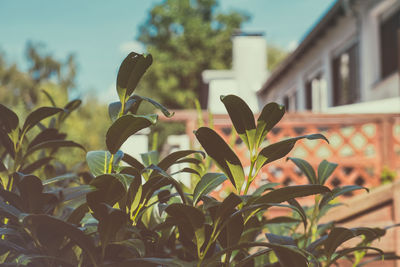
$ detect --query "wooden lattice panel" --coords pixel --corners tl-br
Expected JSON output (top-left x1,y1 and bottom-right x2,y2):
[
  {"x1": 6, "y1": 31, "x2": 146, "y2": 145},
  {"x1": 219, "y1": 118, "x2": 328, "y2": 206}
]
[{"x1": 163, "y1": 111, "x2": 400, "y2": 198}]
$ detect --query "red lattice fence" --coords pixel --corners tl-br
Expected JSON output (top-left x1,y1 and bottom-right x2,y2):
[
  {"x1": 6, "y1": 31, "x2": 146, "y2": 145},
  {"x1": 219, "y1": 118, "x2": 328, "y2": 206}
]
[{"x1": 164, "y1": 112, "x2": 400, "y2": 196}]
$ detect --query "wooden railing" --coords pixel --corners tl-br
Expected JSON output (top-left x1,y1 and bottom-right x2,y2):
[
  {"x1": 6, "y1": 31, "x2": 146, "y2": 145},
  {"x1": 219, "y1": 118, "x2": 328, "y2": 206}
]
[{"x1": 163, "y1": 111, "x2": 400, "y2": 196}]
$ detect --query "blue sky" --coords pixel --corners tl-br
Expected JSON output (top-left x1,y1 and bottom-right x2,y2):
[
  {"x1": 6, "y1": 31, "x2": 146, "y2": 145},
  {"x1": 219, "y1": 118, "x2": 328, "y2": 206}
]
[{"x1": 0, "y1": 0, "x2": 335, "y2": 101}]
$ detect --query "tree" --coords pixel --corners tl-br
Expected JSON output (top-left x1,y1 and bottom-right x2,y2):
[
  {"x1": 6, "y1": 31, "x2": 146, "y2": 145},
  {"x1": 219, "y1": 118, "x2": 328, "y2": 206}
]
[
  {"x1": 0, "y1": 43, "x2": 109, "y2": 168},
  {"x1": 137, "y1": 0, "x2": 250, "y2": 109},
  {"x1": 267, "y1": 43, "x2": 288, "y2": 72}
]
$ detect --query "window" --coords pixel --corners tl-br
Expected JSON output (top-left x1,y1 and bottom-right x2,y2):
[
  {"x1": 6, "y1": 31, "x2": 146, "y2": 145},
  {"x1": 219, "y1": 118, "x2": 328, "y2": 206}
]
[
  {"x1": 380, "y1": 8, "x2": 400, "y2": 79},
  {"x1": 283, "y1": 90, "x2": 297, "y2": 112},
  {"x1": 332, "y1": 43, "x2": 359, "y2": 106},
  {"x1": 305, "y1": 74, "x2": 325, "y2": 111}
]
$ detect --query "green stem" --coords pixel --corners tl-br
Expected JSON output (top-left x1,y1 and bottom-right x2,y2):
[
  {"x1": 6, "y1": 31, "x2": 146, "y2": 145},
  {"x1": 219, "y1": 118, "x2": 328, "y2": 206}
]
[{"x1": 108, "y1": 154, "x2": 114, "y2": 173}]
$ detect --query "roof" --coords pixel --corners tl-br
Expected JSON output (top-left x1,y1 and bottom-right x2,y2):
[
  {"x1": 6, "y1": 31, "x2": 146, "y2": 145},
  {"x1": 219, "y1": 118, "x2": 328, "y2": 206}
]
[{"x1": 258, "y1": 0, "x2": 346, "y2": 96}]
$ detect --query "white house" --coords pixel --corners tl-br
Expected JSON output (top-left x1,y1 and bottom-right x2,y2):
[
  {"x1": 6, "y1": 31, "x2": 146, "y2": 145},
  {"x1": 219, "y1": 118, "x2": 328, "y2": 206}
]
[
  {"x1": 257, "y1": 0, "x2": 400, "y2": 114},
  {"x1": 202, "y1": 31, "x2": 268, "y2": 113}
]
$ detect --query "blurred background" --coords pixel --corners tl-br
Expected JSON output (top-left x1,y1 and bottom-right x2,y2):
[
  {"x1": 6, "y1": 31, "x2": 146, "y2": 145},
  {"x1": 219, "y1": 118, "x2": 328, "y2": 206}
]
[{"x1": 0, "y1": 0, "x2": 399, "y2": 187}]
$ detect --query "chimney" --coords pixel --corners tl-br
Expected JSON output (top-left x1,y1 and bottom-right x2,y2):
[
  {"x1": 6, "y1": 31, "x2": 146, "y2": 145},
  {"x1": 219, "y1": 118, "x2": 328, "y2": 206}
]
[{"x1": 232, "y1": 31, "x2": 267, "y2": 112}]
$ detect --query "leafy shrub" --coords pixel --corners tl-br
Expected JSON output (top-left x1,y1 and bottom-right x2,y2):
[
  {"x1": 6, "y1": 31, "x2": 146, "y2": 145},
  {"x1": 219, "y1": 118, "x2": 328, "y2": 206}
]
[{"x1": 0, "y1": 52, "x2": 397, "y2": 266}]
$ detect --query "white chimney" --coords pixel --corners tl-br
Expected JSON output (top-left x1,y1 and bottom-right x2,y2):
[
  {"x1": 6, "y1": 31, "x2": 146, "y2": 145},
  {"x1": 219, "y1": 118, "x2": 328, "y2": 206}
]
[{"x1": 232, "y1": 32, "x2": 267, "y2": 112}]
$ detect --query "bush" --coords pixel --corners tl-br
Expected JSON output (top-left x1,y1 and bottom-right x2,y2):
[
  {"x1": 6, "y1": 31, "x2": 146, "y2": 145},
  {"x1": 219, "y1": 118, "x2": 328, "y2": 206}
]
[{"x1": 0, "y1": 52, "x2": 397, "y2": 266}]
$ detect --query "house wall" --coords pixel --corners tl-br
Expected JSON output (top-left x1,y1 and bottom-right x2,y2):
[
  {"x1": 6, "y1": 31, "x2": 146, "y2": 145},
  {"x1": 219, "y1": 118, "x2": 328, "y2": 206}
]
[{"x1": 259, "y1": 0, "x2": 400, "y2": 112}]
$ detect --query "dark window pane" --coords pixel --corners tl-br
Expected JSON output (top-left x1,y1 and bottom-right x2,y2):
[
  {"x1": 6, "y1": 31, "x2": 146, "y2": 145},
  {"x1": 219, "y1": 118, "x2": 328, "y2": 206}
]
[
  {"x1": 332, "y1": 43, "x2": 359, "y2": 106},
  {"x1": 380, "y1": 9, "x2": 400, "y2": 79},
  {"x1": 284, "y1": 95, "x2": 290, "y2": 111},
  {"x1": 305, "y1": 80, "x2": 313, "y2": 110}
]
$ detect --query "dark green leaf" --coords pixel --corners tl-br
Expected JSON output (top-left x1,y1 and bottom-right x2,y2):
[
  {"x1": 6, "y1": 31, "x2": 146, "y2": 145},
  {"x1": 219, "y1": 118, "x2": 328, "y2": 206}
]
[
  {"x1": 42, "y1": 173, "x2": 78, "y2": 186},
  {"x1": 255, "y1": 102, "x2": 285, "y2": 149},
  {"x1": 0, "y1": 103, "x2": 19, "y2": 132},
  {"x1": 26, "y1": 140, "x2": 85, "y2": 156},
  {"x1": 317, "y1": 159, "x2": 338, "y2": 185},
  {"x1": 22, "y1": 107, "x2": 63, "y2": 133},
  {"x1": 287, "y1": 198, "x2": 308, "y2": 230},
  {"x1": 216, "y1": 193, "x2": 242, "y2": 224},
  {"x1": 86, "y1": 174, "x2": 126, "y2": 214},
  {"x1": 252, "y1": 185, "x2": 330, "y2": 206},
  {"x1": 130, "y1": 95, "x2": 174, "y2": 118},
  {"x1": 122, "y1": 153, "x2": 145, "y2": 172},
  {"x1": 97, "y1": 203, "x2": 129, "y2": 256},
  {"x1": 251, "y1": 183, "x2": 279, "y2": 196},
  {"x1": 265, "y1": 216, "x2": 301, "y2": 224},
  {"x1": 157, "y1": 150, "x2": 205, "y2": 171},
  {"x1": 165, "y1": 203, "x2": 206, "y2": 247},
  {"x1": 106, "y1": 114, "x2": 157, "y2": 154},
  {"x1": 324, "y1": 227, "x2": 357, "y2": 258},
  {"x1": 319, "y1": 185, "x2": 368, "y2": 209},
  {"x1": 287, "y1": 157, "x2": 317, "y2": 184},
  {"x1": 41, "y1": 89, "x2": 57, "y2": 107},
  {"x1": 193, "y1": 173, "x2": 227, "y2": 205},
  {"x1": 266, "y1": 233, "x2": 296, "y2": 246},
  {"x1": 21, "y1": 157, "x2": 53, "y2": 173},
  {"x1": 21, "y1": 214, "x2": 97, "y2": 265},
  {"x1": 28, "y1": 128, "x2": 66, "y2": 149},
  {"x1": 59, "y1": 99, "x2": 82, "y2": 122},
  {"x1": 255, "y1": 134, "x2": 328, "y2": 172},
  {"x1": 329, "y1": 246, "x2": 384, "y2": 265},
  {"x1": 194, "y1": 127, "x2": 244, "y2": 191},
  {"x1": 220, "y1": 95, "x2": 256, "y2": 149}
]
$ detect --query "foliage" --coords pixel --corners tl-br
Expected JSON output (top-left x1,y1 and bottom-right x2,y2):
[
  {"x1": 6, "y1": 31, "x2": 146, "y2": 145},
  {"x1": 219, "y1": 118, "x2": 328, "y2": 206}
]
[
  {"x1": 0, "y1": 52, "x2": 397, "y2": 267},
  {"x1": 0, "y1": 43, "x2": 109, "y2": 167},
  {"x1": 136, "y1": 0, "x2": 250, "y2": 109}
]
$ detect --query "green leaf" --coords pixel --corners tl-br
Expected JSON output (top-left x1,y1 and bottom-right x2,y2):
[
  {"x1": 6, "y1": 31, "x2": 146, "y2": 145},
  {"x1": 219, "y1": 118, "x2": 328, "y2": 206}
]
[
  {"x1": 0, "y1": 103, "x2": 19, "y2": 133},
  {"x1": 59, "y1": 99, "x2": 82, "y2": 122},
  {"x1": 255, "y1": 134, "x2": 328, "y2": 172},
  {"x1": 21, "y1": 156, "x2": 53, "y2": 173},
  {"x1": 60, "y1": 185, "x2": 95, "y2": 202},
  {"x1": 130, "y1": 95, "x2": 174, "y2": 118},
  {"x1": 122, "y1": 153, "x2": 145, "y2": 172},
  {"x1": 106, "y1": 114, "x2": 157, "y2": 154},
  {"x1": 141, "y1": 150, "x2": 159, "y2": 167},
  {"x1": 165, "y1": 203, "x2": 206, "y2": 247},
  {"x1": 218, "y1": 209, "x2": 244, "y2": 249},
  {"x1": 157, "y1": 150, "x2": 205, "y2": 172},
  {"x1": 108, "y1": 101, "x2": 122, "y2": 122},
  {"x1": 319, "y1": 185, "x2": 369, "y2": 209},
  {"x1": 116, "y1": 52, "x2": 152, "y2": 102},
  {"x1": 203, "y1": 242, "x2": 307, "y2": 267},
  {"x1": 28, "y1": 128, "x2": 66, "y2": 149},
  {"x1": 21, "y1": 214, "x2": 97, "y2": 265},
  {"x1": 252, "y1": 185, "x2": 330, "y2": 206},
  {"x1": 251, "y1": 183, "x2": 279, "y2": 196},
  {"x1": 266, "y1": 233, "x2": 296, "y2": 246},
  {"x1": 220, "y1": 95, "x2": 256, "y2": 150},
  {"x1": 265, "y1": 216, "x2": 301, "y2": 224},
  {"x1": 317, "y1": 159, "x2": 338, "y2": 185},
  {"x1": 194, "y1": 127, "x2": 244, "y2": 191},
  {"x1": 143, "y1": 165, "x2": 187, "y2": 204},
  {"x1": 255, "y1": 102, "x2": 285, "y2": 149},
  {"x1": 0, "y1": 201, "x2": 22, "y2": 220},
  {"x1": 86, "y1": 150, "x2": 110, "y2": 177},
  {"x1": 86, "y1": 174, "x2": 126, "y2": 215},
  {"x1": 329, "y1": 246, "x2": 384, "y2": 265},
  {"x1": 97, "y1": 203, "x2": 129, "y2": 256},
  {"x1": 22, "y1": 107, "x2": 64, "y2": 134},
  {"x1": 42, "y1": 173, "x2": 78, "y2": 185},
  {"x1": 26, "y1": 140, "x2": 85, "y2": 156},
  {"x1": 323, "y1": 227, "x2": 358, "y2": 258},
  {"x1": 193, "y1": 173, "x2": 227, "y2": 205},
  {"x1": 215, "y1": 193, "x2": 242, "y2": 225},
  {"x1": 41, "y1": 89, "x2": 57, "y2": 107},
  {"x1": 287, "y1": 157, "x2": 317, "y2": 184},
  {"x1": 287, "y1": 198, "x2": 308, "y2": 230}
]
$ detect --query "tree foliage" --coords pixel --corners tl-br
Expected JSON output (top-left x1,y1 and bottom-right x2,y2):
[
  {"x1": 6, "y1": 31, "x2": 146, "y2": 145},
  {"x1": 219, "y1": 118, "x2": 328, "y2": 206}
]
[{"x1": 137, "y1": 0, "x2": 250, "y2": 109}]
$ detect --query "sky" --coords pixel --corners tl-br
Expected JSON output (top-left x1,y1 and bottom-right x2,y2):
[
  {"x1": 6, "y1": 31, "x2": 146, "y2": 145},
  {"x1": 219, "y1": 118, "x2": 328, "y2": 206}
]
[{"x1": 0, "y1": 0, "x2": 335, "y2": 101}]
